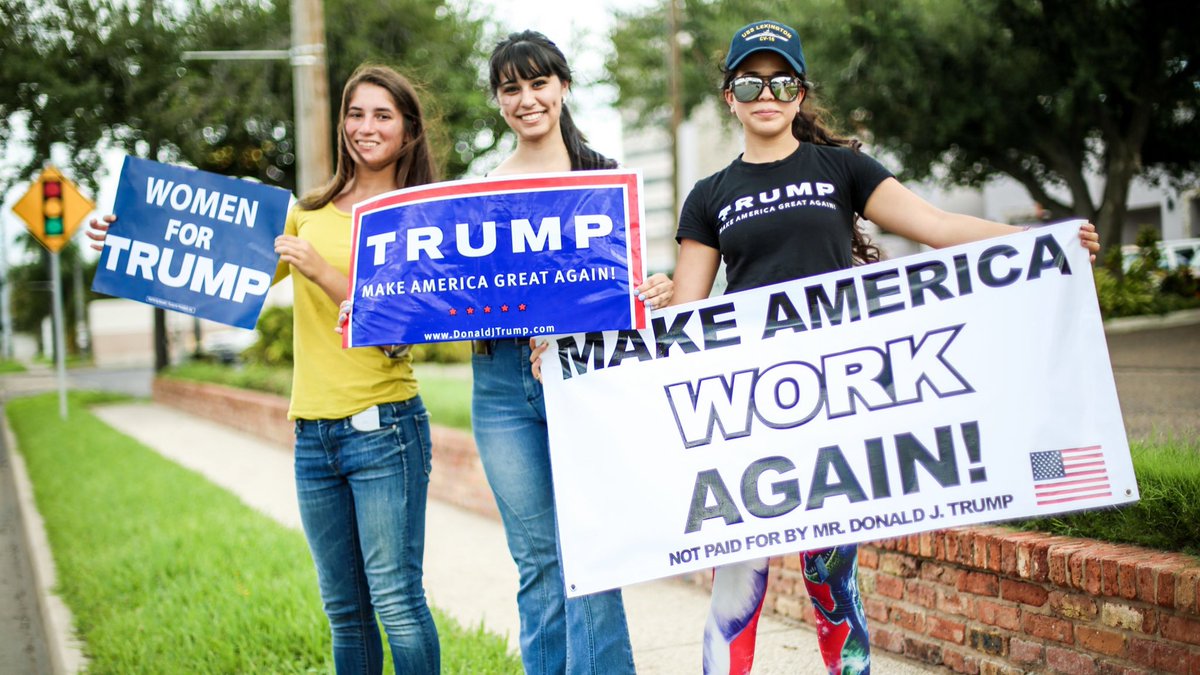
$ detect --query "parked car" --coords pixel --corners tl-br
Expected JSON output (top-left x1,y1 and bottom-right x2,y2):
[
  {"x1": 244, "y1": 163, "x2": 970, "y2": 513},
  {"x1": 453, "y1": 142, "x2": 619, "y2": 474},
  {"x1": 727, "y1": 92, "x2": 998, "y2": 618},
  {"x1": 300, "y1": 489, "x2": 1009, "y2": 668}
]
[{"x1": 1120, "y1": 238, "x2": 1200, "y2": 274}]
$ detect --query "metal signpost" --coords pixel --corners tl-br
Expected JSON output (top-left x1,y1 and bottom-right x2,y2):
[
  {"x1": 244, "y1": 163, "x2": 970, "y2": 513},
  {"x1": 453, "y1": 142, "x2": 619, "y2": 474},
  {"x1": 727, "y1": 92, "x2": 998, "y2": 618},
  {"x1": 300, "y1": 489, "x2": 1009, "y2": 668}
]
[{"x1": 11, "y1": 166, "x2": 95, "y2": 419}]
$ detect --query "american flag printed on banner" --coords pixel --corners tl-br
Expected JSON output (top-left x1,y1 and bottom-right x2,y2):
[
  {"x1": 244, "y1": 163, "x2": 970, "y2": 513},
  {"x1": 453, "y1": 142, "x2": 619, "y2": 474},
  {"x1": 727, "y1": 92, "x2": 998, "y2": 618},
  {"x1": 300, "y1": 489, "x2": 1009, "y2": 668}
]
[{"x1": 1029, "y1": 445, "x2": 1111, "y2": 506}]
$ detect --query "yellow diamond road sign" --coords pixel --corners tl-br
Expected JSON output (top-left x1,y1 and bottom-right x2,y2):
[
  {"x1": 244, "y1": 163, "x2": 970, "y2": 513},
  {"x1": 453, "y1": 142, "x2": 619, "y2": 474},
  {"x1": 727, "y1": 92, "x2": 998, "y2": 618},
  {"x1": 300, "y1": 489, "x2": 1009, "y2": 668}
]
[{"x1": 12, "y1": 165, "x2": 95, "y2": 253}]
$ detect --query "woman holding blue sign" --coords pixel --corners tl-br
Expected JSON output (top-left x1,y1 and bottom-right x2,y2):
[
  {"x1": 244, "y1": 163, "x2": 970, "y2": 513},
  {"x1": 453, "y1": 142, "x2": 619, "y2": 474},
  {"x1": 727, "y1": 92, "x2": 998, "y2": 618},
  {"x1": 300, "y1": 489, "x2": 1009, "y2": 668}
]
[
  {"x1": 472, "y1": 30, "x2": 670, "y2": 675},
  {"x1": 667, "y1": 20, "x2": 1100, "y2": 675},
  {"x1": 90, "y1": 63, "x2": 442, "y2": 675}
]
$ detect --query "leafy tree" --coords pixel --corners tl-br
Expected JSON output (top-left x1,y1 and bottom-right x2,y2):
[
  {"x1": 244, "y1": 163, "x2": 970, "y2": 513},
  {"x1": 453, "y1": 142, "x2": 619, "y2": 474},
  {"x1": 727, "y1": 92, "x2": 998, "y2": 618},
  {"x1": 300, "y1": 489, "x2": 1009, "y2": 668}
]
[{"x1": 608, "y1": 0, "x2": 1200, "y2": 254}]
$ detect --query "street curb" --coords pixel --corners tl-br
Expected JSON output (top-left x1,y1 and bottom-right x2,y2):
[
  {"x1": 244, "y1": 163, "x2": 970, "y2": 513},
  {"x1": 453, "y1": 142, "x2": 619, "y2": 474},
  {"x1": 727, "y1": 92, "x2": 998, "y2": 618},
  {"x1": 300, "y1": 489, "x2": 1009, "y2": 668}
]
[
  {"x1": 1103, "y1": 307, "x2": 1200, "y2": 334},
  {"x1": 4, "y1": 419, "x2": 87, "y2": 674}
]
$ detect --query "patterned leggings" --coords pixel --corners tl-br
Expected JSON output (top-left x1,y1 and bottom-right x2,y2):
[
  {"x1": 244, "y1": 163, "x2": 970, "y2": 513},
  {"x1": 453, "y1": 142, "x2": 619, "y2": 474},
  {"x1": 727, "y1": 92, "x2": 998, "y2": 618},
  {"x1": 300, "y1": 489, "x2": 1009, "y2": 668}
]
[{"x1": 702, "y1": 545, "x2": 870, "y2": 674}]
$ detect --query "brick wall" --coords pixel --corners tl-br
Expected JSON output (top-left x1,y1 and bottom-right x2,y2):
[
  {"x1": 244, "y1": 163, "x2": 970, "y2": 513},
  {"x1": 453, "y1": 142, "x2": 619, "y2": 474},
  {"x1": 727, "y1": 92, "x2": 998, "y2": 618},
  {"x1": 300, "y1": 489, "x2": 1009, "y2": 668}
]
[{"x1": 155, "y1": 377, "x2": 1200, "y2": 673}]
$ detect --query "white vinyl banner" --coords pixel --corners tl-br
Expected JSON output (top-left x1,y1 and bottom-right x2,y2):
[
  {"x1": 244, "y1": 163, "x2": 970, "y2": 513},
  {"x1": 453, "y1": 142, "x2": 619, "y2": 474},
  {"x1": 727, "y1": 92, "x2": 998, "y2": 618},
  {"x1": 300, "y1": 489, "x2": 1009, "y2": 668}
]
[{"x1": 541, "y1": 221, "x2": 1137, "y2": 597}]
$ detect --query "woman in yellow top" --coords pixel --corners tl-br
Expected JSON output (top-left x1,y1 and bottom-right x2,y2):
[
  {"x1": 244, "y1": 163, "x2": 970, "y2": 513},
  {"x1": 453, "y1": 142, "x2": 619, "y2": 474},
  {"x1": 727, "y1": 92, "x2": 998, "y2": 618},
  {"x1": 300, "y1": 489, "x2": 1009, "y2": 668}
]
[{"x1": 90, "y1": 64, "x2": 441, "y2": 674}]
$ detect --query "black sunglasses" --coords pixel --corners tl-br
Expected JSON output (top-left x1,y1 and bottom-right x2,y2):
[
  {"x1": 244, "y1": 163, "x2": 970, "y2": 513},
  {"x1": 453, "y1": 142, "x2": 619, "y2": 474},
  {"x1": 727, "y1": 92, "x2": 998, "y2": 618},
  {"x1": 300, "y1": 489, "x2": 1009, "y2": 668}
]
[{"x1": 730, "y1": 75, "x2": 804, "y2": 103}]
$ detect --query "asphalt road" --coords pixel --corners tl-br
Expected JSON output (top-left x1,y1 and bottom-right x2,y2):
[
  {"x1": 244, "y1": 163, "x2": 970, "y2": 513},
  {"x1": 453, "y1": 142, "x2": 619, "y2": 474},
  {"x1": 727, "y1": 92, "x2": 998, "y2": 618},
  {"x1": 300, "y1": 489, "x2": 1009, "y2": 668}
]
[{"x1": 1106, "y1": 322, "x2": 1200, "y2": 440}]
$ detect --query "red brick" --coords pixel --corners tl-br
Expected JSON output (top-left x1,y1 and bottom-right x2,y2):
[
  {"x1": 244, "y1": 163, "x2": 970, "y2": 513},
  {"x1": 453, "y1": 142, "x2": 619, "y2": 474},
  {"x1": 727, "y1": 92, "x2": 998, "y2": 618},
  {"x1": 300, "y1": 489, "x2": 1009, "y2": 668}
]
[
  {"x1": 985, "y1": 532, "x2": 1004, "y2": 572},
  {"x1": 928, "y1": 615, "x2": 966, "y2": 643},
  {"x1": 1049, "y1": 590, "x2": 1098, "y2": 620},
  {"x1": 904, "y1": 637, "x2": 944, "y2": 665},
  {"x1": 864, "y1": 598, "x2": 889, "y2": 623},
  {"x1": 1009, "y1": 637, "x2": 1044, "y2": 666},
  {"x1": 1084, "y1": 551, "x2": 1105, "y2": 595},
  {"x1": 937, "y1": 587, "x2": 972, "y2": 616},
  {"x1": 945, "y1": 529, "x2": 962, "y2": 563},
  {"x1": 1023, "y1": 612, "x2": 1074, "y2": 644},
  {"x1": 875, "y1": 574, "x2": 904, "y2": 599},
  {"x1": 1137, "y1": 563, "x2": 1159, "y2": 606},
  {"x1": 858, "y1": 545, "x2": 879, "y2": 570},
  {"x1": 976, "y1": 598, "x2": 1021, "y2": 631},
  {"x1": 892, "y1": 606, "x2": 926, "y2": 633},
  {"x1": 1076, "y1": 625, "x2": 1128, "y2": 657},
  {"x1": 1161, "y1": 615, "x2": 1200, "y2": 646},
  {"x1": 919, "y1": 560, "x2": 961, "y2": 585},
  {"x1": 1190, "y1": 650, "x2": 1200, "y2": 675},
  {"x1": 1000, "y1": 537, "x2": 1019, "y2": 576},
  {"x1": 972, "y1": 532, "x2": 989, "y2": 569},
  {"x1": 1129, "y1": 637, "x2": 1190, "y2": 674},
  {"x1": 1049, "y1": 543, "x2": 1088, "y2": 586},
  {"x1": 880, "y1": 552, "x2": 918, "y2": 578},
  {"x1": 919, "y1": 532, "x2": 936, "y2": 557},
  {"x1": 941, "y1": 648, "x2": 979, "y2": 674},
  {"x1": 1176, "y1": 568, "x2": 1200, "y2": 614},
  {"x1": 1000, "y1": 578, "x2": 1049, "y2": 607},
  {"x1": 960, "y1": 571, "x2": 1000, "y2": 597},
  {"x1": 872, "y1": 627, "x2": 905, "y2": 653},
  {"x1": 906, "y1": 579, "x2": 938, "y2": 609},
  {"x1": 1068, "y1": 546, "x2": 1088, "y2": 590},
  {"x1": 1017, "y1": 538, "x2": 1050, "y2": 581},
  {"x1": 1117, "y1": 553, "x2": 1148, "y2": 600},
  {"x1": 1046, "y1": 645, "x2": 1098, "y2": 674},
  {"x1": 1159, "y1": 566, "x2": 1180, "y2": 609},
  {"x1": 1102, "y1": 556, "x2": 1121, "y2": 596}
]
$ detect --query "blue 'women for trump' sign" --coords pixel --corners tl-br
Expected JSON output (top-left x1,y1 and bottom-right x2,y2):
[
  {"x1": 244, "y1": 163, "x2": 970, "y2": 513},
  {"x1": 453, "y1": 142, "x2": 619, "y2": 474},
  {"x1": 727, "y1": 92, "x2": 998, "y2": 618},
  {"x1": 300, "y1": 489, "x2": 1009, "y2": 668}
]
[
  {"x1": 92, "y1": 156, "x2": 291, "y2": 329},
  {"x1": 344, "y1": 171, "x2": 647, "y2": 346}
]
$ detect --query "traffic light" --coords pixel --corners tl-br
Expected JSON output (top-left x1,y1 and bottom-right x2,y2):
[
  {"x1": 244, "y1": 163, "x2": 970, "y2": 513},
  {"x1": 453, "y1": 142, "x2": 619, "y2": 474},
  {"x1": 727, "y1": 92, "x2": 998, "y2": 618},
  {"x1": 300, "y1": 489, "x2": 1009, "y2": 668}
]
[{"x1": 42, "y1": 178, "x2": 64, "y2": 236}]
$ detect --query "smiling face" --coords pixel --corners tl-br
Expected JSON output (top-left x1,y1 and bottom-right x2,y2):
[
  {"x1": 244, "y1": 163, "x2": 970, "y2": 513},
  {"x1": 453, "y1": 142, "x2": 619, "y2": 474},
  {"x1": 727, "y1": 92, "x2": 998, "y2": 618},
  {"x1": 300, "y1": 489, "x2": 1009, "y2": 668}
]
[
  {"x1": 726, "y1": 51, "x2": 806, "y2": 143},
  {"x1": 495, "y1": 68, "x2": 568, "y2": 144},
  {"x1": 343, "y1": 82, "x2": 406, "y2": 171}
]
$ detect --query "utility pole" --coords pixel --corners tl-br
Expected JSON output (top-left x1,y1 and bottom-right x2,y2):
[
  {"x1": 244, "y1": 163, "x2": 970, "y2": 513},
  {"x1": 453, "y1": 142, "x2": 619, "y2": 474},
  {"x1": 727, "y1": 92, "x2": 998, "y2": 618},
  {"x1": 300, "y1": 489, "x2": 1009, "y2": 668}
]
[
  {"x1": 667, "y1": 0, "x2": 683, "y2": 266},
  {"x1": 290, "y1": 0, "x2": 332, "y2": 195}
]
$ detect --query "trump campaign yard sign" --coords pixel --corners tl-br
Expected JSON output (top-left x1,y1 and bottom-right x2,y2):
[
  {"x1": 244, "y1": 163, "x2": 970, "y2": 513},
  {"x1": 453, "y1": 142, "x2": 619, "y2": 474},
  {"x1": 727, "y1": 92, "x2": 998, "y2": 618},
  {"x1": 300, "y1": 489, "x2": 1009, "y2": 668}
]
[
  {"x1": 92, "y1": 156, "x2": 290, "y2": 329},
  {"x1": 540, "y1": 221, "x2": 1137, "y2": 597},
  {"x1": 343, "y1": 171, "x2": 646, "y2": 347}
]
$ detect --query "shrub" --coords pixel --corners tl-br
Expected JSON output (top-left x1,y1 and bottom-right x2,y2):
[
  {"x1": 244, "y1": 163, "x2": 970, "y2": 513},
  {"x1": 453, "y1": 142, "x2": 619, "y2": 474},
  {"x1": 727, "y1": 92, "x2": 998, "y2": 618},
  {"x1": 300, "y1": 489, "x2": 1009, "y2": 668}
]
[
  {"x1": 243, "y1": 305, "x2": 294, "y2": 366},
  {"x1": 1096, "y1": 228, "x2": 1200, "y2": 319}
]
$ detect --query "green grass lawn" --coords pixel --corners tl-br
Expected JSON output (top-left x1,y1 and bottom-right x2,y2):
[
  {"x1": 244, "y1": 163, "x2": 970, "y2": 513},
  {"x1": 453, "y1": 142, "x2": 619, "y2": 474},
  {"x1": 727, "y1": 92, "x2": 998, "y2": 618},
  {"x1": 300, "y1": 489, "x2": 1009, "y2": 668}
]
[
  {"x1": 1012, "y1": 438, "x2": 1200, "y2": 556},
  {"x1": 7, "y1": 391, "x2": 519, "y2": 674},
  {"x1": 0, "y1": 359, "x2": 27, "y2": 373}
]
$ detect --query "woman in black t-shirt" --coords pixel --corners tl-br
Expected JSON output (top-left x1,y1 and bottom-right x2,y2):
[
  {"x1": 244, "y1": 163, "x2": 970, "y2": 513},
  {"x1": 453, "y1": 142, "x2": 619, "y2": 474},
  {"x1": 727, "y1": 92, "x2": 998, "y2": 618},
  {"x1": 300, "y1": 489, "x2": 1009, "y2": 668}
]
[{"x1": 671, "y1": 19, "x2": 1100, "y2": 675}]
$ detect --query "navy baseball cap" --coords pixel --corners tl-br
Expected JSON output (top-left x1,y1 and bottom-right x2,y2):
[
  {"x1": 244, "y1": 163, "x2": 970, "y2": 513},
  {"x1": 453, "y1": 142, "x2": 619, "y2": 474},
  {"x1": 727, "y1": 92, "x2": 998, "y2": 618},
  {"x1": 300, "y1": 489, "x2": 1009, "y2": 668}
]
[{"x1": 725, "y1": 20, "x2": 806, "y2": 76}]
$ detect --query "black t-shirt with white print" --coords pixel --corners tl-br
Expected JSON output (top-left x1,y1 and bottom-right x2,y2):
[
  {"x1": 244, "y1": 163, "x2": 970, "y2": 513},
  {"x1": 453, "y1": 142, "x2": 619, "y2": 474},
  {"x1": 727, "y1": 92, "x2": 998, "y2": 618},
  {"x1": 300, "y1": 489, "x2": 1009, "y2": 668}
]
[{"x1": 676, "y1": 142, "x2": 893, "y2": 293}]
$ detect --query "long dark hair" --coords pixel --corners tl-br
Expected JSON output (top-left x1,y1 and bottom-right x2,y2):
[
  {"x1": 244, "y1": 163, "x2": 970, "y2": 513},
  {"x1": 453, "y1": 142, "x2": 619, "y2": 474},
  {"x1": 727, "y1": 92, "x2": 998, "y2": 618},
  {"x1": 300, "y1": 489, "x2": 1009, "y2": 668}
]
[
  {"x1": 721, "y1": 67, "x2": 881, "y2": 264},
  {"x1": 299, "y1": 64, "x2": 438, "y2": 210},
  {"x1": 488, "y1": 30, "x2": 616, "y2": 171}
]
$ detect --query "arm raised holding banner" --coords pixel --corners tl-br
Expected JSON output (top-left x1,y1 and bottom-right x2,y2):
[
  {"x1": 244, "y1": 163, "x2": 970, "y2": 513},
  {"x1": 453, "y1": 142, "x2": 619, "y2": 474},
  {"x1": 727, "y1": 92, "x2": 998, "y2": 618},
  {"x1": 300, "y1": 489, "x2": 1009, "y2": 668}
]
[{"x1": 667, "y1": 20, "x2": 1099, "y2": 675}]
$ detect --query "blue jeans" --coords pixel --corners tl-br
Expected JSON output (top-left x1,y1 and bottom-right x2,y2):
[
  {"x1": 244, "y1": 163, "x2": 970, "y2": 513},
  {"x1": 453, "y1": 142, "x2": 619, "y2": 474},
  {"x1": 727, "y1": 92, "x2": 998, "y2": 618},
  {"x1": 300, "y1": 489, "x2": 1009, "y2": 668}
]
[
  {"x1": 472, "y1": 339, "x2": 635, "y2": 675},
  {"x1": 294, "y1": 397, "x2": 440, "y2": 675}
]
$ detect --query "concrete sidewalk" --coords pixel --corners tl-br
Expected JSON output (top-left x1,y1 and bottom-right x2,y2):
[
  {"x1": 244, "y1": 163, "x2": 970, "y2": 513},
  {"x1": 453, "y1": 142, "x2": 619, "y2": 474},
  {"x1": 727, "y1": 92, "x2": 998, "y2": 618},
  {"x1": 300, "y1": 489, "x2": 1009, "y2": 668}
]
[{"x1": 81, "y1": 401, "x2": 937, "y2": 674}]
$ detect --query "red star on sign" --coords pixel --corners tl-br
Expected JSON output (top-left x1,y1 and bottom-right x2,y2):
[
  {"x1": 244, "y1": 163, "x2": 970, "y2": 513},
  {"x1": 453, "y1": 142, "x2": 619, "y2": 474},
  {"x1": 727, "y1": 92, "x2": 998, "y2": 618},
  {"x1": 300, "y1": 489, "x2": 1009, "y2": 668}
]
[
  {"x1": 483, "y1": 306, "x2": 492, "y2": 314},
  {"x1": 466, "y1": 307, "x2": 475, "y2": 315},
  {"x1": 501, "y1": 304, "x2": 509, "y2": 312},
  {"x1": 449, "y1": 308, "x2": 457, "y2": 316},
  {"x1": 518, "y1": 303, "x2": 527, "y2": 311}
]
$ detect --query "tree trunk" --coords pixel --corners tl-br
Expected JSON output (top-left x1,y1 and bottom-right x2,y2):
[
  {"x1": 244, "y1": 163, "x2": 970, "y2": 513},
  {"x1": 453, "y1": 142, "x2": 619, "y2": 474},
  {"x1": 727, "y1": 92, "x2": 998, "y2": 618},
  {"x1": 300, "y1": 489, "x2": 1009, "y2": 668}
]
[{"x1": 154, "y1": 308, "x2": 169, "y2": 371}]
